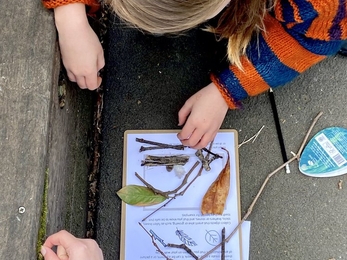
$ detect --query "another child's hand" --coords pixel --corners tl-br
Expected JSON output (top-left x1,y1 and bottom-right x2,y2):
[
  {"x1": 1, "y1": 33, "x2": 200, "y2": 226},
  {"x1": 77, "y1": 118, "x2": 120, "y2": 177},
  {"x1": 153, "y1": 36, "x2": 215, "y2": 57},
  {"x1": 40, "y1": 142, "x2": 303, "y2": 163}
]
[
  {"x1": 54, "y1": 3, "x2": 104, "y2": 90},
  {"x1": 177, "y1": 82, "x2": 228, "y2": 149},
  {"x1": 41, "y1": 230, "x2": 104, "y2": 260}
]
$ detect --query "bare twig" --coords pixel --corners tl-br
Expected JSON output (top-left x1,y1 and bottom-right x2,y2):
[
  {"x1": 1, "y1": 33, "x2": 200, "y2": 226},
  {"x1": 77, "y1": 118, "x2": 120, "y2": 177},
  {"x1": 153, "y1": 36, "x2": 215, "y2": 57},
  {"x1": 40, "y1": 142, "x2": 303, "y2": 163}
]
[
  {"x1": 176, "y1": 166, "x2": 204, "y2": 196},
  {"x1": 167, "y1": 244, "x2": 199, "y2": 259},
  {"x1": 142, "y1": 197, "x2": 175, "y2": 222},
  {"x1": 139, "y1": 223, "x2": 173, "y2": 260},
  {"x1": 221, "y1": 227, "x2": 225, "y2": 260},
  {"x1": 205, "y1": 141, "x2": 214, "y2": 161},
  {"x1": 238, "y1": 125, "x2": 265, "y2": 148},
  {"x1": 196, "y1": 141, "x2": 223, "y2": 171},
  {"x1": 296, "y1": 112, "x2": 323, "y2": 159},
  {"x1": 196, "y1": 149, "x2": 211, "y2": 171},
  {"x1": 199, "y1": 112, "x2": 323, "y2": 260},
  {"x1": 141, "y1": 162, "x2": 202, "y2": 221},
  {"x1": 136, "y1": 138, "x2": 184, "y2": 151},
  {"x1": 141, "y1": 155, "x2": 189, "y2": 166},
  {"x1": 135, "y1": 172, "x2": 169, "y2": 198},
  {"x1": 202, "y1": 147, "x2": 223, "y2": 159},
  {"x1": 136, "y1": 161, "x2": 200, "y2": 199},
  {"x1": 140, "y1": 146, "x2": 176, "y2": 152}
]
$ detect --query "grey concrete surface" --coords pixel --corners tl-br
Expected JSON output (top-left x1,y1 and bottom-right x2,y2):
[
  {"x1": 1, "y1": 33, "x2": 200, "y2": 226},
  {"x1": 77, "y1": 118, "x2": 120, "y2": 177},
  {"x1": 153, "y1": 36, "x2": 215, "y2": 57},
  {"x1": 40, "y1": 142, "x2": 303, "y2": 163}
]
[
  {"x1": 0, "y1": 1, "x2": 94, "y2": 258},
  {"x1": 97, "y1": 15, "x2": 347, "y2": 260}
]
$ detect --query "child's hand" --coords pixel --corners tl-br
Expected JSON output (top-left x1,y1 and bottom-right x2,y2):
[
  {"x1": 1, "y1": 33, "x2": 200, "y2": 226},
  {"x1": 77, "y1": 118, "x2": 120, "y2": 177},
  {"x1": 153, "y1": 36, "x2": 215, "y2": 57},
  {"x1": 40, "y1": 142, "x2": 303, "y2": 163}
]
[
  {"x1": 41, "y1": 230, "x2": 104, "y2": 260},
  {"x1": 177, "y1": 82, "x2": 229, "y2": 149},
  {"x1": 54, "y1": 3, "x2": 104, "y2": 90}
]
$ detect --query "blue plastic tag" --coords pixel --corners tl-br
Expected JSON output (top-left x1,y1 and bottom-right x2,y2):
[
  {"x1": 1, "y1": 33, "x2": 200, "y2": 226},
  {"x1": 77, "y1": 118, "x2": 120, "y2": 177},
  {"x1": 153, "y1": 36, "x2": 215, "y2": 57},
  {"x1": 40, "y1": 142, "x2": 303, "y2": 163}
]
[{"x1": 299, "y1": 127, "x2": 347, "y2": 177}]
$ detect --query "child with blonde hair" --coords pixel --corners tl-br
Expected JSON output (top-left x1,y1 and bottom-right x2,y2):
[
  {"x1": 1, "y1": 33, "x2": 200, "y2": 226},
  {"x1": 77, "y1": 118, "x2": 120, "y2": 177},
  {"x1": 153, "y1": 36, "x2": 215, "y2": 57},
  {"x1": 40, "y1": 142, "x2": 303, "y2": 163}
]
[
  {"x1": 42, "y1": 0, "x2": 347, "y2": 258},
  {"x1": 43, "y1": 0, "x2": 346, "y2": 150}
]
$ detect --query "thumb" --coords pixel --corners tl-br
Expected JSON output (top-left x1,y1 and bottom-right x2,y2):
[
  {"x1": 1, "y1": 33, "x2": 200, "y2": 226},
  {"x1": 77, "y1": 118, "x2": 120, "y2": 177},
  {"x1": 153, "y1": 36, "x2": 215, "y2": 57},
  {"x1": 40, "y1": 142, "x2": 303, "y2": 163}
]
[
  {"x1": 97, "y1": 76, "x2": 102, "y2": 88},
  {"x1": 41, "y1": 246, "x2": 61, "y2": 260},
  {"x1": 178, "y1": 101, "x2": 193, "y2": 126}
]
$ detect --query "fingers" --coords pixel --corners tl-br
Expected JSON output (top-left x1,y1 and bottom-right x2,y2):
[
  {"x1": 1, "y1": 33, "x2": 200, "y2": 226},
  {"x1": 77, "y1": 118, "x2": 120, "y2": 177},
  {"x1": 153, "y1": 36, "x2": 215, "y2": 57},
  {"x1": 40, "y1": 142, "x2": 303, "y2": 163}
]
[
  {"x1": 57, "y1": 245, "x2": 69, "y2": 260},
  {"x1": 179, "y1": 128, "x2": 216, "y2": 149},
  {"x1": 67, "y1": 71, "x2": 76, "y2": 83},
  {"x1": 191, "y1": 131, "x2": 217, "y2": 149},
  {"x1": 43, "y1": 230, "x2": 104, "y2": 260},
  {"x1": 43, "y1": 230, "x2": 78, "y2": 249},
  {"x1": 85, "y1": 73, "x2": 99, "y2": 90},
  {"x1": 76, "y1": 76, "x2": 88, "y2": 89},
  {"x1": 41, "y1": 246, "x2": 61, "y2": 260},
  {"x1": 66, "y1": 72, "x2": 102, "y2": 90},
  {"x1": 179, "y1": 128, "x2": 203, "y2": 148},
  {"x1": 177, "y1": 121, "x2": 194, "y2": 142},
  {"x1": 178, "y1": 101, "x2": 193, "y2": 126},
  {"x1": 66, "y1": 55, "x2": 104, "y2": 90},
  {"x1": 97, "y1": 53, "x2": 105, "y2": 71}
]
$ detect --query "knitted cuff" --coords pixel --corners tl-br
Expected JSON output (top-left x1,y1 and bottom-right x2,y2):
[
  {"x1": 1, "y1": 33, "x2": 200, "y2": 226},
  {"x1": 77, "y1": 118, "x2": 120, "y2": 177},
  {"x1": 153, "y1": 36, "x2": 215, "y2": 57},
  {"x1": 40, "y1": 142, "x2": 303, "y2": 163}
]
[
  {"x1": 210, "y1": 73, "x2": 242, "y2": 110},
  {"x1": 42, "y1": 0, "x2": 100, "y2": 13}
]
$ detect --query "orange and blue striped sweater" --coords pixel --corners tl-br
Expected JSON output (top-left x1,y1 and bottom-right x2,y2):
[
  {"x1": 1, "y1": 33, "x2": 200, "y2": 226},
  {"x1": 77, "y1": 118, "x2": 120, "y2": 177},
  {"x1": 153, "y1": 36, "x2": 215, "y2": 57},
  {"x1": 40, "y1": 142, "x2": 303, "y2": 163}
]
[
  {"x1": 43, "y1": 0, "x2": 346, "y2": 109},
  {"x1": 212, "y1": 0, "x2": 347, "y2": 109},
  {"x1": 42, "y1": 0, "x2": 99, "y2": 13}
]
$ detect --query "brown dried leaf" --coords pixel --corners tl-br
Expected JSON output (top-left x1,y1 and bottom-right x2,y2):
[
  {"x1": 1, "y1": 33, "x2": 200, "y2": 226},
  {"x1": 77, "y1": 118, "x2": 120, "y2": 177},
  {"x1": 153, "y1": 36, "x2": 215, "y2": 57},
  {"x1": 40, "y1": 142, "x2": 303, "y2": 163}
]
[{"x1": 201, "y1": 148, "x2": 230, "y2": 215}]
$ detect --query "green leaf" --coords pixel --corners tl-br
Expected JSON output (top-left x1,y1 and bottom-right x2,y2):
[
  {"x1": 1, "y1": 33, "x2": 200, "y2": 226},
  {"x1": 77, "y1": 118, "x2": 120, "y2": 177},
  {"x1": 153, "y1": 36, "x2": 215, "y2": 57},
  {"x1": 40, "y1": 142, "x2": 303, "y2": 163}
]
[{"x1": 117, "y1": 185, "x2": 166, "y2": 206}]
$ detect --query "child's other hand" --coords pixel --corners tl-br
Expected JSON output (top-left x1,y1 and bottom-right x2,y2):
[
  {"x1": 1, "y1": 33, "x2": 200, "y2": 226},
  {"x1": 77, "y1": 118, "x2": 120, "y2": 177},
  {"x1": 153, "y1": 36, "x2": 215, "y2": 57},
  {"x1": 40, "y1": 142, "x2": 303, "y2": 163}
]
[
  {"x1": 54, "y1": 3, "x2": 104, "y2": 90},
  {"x1": 177, "y1": 82, "x2": 228, "y2": 149},
  {"x1": 41, "y1": 230, "x2": 104, "y2": 260}
]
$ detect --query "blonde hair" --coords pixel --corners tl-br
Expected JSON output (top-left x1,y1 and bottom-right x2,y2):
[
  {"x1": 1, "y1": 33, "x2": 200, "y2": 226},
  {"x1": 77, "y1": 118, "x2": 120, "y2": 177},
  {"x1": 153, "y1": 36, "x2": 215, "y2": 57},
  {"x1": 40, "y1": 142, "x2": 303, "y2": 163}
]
[{"x1": 107, "y1": 0, "x2": 271, "y2": 67}]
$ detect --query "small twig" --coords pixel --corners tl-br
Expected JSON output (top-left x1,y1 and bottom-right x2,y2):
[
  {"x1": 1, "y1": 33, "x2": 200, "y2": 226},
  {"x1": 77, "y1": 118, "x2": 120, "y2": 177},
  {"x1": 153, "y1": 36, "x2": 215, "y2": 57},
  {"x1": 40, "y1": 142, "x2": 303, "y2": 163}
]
[
  {"x1": 238, "y1": 125, "x2": 265, "y2": 148},
  {"x1": 204, "y1": 141, "x2": 222, "y2": 168},
  {"x1": 162, "y1": 162, "x2": 200, "y2": 195},
  {"x1": 136, "y1": 161, "x2": 200, "y2": 199},
  {"x1": 196, "y1": 149, "x2": 211, "y2": 171},
  {"x1": 167, "y1": 244, "x2": 199, "y2": 259},
  {"x1": 296, "y1": 112, "x2": 323, "y2": 159},
  {"x1": 141, "y1": 162, "x2": 202, "y2": 221},
  {"x1": 202, "y1": 147, "x2": 223, "y2": 159},
  {"x1": 205, "y1": 141, "x2": 214, "y2": 161},
  {"x1": 176, "y1": 166, "x2": 204, "y2": 196},
  {"x1": 136, "y1": 138, "x2": 184, "y2": 151},
  {"x1": 139, "y1": 223, "x2": 173, "y2": 260},
  {"x1": 199, "y1": 112, "x2": 323, "y2": 260},
  {"x1": 221, "y1": 227, "x2": 225, "y2": 260},
  {"x1": 195, "y1": 141, "x2": 222, "y2": 171},
  {"x1": 140, "y1": 146, "x2": 173, "y2": 152},
  {"x1": 141, "y1": 155, "x2": 189, "y2": 166},
  {"x1": 135, "y1": 172, "x2": 169, "y2": 198},
  {"x1": 142, "y1": 197, "x2": 175, "y2": 222}
]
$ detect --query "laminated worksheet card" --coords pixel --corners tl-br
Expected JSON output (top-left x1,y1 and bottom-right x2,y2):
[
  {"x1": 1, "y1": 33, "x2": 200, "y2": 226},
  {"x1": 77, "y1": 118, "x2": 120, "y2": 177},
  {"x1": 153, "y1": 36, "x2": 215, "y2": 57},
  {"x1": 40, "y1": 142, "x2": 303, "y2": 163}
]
[{"x1": 120, "y1": 130, "x2": 243, "y2": 259}]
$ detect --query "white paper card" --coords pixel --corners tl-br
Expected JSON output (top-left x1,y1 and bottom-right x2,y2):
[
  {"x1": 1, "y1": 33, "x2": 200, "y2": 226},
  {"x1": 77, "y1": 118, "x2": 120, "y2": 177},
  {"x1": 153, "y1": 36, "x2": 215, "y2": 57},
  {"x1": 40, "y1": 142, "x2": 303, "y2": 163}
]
[{"x1": 120, "y1": 130, "x2": 243, "y2": 260}]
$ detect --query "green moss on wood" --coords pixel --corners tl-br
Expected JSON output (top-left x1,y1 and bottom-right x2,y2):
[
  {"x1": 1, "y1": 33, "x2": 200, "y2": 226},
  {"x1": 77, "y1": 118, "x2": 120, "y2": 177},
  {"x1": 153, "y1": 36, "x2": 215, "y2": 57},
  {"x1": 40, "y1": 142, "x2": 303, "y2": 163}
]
[{"x1": 36, "y1": 169, "x2": 49, "y2": 260}]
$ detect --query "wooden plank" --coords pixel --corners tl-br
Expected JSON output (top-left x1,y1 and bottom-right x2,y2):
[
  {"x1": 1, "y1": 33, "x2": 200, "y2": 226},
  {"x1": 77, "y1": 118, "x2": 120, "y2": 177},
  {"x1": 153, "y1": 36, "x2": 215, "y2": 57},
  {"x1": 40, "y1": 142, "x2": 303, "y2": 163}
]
[{"x1": 0, "y1": 0, "x2": 56, "y2": 258}]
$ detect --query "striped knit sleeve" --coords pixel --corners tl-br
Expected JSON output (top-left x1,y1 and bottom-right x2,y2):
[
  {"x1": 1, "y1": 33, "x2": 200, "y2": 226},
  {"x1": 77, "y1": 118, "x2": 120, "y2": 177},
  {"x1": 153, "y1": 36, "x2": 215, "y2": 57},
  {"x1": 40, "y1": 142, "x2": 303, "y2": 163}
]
[
  {"x1": 42, "y1": 0, "x2": 100, "y2": 13},
  {"x1": 212, "y1": 0, "x2": 347, "y2": 109}
]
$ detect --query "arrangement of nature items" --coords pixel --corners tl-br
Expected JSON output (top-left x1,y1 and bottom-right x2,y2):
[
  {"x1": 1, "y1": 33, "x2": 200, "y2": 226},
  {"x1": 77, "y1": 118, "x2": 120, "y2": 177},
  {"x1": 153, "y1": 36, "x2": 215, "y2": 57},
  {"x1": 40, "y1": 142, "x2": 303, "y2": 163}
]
[{"x1": 118, "y1": 130, "x2": 242, "y2": 260}]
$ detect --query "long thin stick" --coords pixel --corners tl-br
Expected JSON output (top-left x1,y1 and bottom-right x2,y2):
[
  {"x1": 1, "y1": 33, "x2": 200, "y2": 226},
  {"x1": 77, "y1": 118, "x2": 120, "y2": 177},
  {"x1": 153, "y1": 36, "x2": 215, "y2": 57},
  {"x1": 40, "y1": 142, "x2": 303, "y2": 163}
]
[
  {"x1": 221, "y1": 227, "x2": 225, "y2": 260},
  {"x1": 297, "y1": 111, "x2": 323, "y2": 158},
  {"x1": 142, "y1": 162, "x2": 202, "y2": 221},
  {"x1": 136, "y1": 138, "x2": 184, "y2": 151},
  {"x1": 199, "y1": 112, "x2": 323, "y2": 260},
  {"x1": 139, "y1": 223, "x2": 173, "y2": 260}
]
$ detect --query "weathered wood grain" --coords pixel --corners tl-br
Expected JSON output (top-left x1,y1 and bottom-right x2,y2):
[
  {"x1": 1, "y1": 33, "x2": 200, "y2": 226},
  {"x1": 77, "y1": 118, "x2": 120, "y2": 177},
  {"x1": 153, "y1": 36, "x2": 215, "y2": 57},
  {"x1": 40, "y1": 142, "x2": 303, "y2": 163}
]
[
  {"x1": 0, "y1": 0, "x2": 56, "y2": 258},
  {"x1": 0, "y1": 0, "x2": 94, "y2": 258}
]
